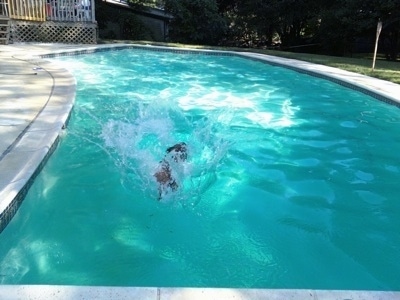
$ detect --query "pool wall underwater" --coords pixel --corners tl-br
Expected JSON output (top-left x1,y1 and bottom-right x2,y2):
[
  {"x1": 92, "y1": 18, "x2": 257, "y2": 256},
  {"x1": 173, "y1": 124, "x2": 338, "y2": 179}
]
[{"x1": 0, "y1": 44, "x2": 400, "y2": 299}]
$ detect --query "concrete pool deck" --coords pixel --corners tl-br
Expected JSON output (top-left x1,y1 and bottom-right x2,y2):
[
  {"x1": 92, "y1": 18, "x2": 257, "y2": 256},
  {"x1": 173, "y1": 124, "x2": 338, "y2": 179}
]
[
  {"x1": 0, "y1": 44, "x2": 76, "y2": 231},
  {"x1": 1, "y1": 43, "x2": 400, "y2": 299},
  {"x1": 1, "y1": 285, "x2": 400, "y2": 300}
]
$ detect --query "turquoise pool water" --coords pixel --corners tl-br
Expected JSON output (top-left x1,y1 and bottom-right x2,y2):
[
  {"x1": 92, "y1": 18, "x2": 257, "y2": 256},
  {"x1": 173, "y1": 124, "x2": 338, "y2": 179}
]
[{"x1": 0, "y1": 48, "x2": 399, "y2": 290}]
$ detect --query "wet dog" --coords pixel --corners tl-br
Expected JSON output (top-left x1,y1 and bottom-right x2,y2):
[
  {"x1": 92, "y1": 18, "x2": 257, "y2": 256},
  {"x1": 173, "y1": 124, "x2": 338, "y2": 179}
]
[{"x1": 154, "y1": 142, "x2": 187, "y2": 200}]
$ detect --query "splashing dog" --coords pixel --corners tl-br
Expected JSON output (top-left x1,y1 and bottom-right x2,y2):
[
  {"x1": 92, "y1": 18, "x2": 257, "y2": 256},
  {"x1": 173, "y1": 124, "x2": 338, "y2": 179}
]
[{"x1": 154, "y1": 142, "x2": 187, "y2": 200}]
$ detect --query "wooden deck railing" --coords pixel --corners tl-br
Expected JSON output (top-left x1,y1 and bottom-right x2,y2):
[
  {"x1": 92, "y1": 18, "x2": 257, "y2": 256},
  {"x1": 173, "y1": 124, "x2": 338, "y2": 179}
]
[
  {"x1": 8, "y1": 0, "x2": 45, "y2": 21},
  {"x1": 0, "y1": 0, "x2": 9, "y2": 16},
  {"x1": 46, "y1": 0, "x2": 94, "y2": 22},
  {"x1": 5, "y1": 0, "x2": 95, "y2": 22}
]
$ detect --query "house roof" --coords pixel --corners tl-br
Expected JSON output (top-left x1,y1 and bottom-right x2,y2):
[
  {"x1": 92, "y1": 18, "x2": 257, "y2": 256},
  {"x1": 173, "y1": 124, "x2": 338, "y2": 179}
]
[{"x1": 103, "y1": 0, "x2": 173, "y2": 21}]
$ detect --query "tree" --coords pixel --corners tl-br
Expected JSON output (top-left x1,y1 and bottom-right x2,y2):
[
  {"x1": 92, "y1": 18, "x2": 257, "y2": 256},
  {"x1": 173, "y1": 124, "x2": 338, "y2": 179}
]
[
  {"x1": 215, "y1": 0, "x2": 323, "y2": 48},
  {"x1": 318, "y1": 0, "x2": 400, "y2": 57},
  {"x1": 164, "y1": 0, "x2": 227, "y2": 45},
  {"x1": 274, "y1": 0, "x2": 323, "y2": 48},
  {"x1": 96, "y1": 0, "x2": 399, "y2": 58},
  {"x1": 126, "y1": 0, "x2": 164, "y2": 8}
]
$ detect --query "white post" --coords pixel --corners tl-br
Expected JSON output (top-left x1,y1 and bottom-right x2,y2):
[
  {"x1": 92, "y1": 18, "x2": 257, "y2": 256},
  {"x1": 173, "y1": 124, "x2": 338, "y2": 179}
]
[
  {"x1": 372, "y1": 20, "x2": 383, "y2": 71},
  {"x1": 91, "y1": 0, "x2": 95, "y2": 22}
]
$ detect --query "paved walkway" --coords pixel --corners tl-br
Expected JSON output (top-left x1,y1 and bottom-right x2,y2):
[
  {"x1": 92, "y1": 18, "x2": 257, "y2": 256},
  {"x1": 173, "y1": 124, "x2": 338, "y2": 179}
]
[
  {"x1": 0, "y1": 44, "x2": 76, "y2": 225},
  {"x1": 1, "y1": 43, "x2": 400, "y2": 299},
  {"x1": 1, "y1": 285, "x2": 400, "y2": 300}
]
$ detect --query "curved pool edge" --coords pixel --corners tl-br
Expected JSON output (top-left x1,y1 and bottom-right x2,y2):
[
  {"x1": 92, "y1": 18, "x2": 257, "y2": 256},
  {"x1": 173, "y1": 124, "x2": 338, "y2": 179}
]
[
  {"x1": 35, "y1": 43, "x2": 400, "y2": 106},
  {"x1": 0, "y1": 54, "x2": 76, "y2": 233},
  {"x1": 0, "y1": 285, "x2": 399, "y2": 300},
  {"x1": 238, "y1": 51, "x2": 400, "y2": 106}
]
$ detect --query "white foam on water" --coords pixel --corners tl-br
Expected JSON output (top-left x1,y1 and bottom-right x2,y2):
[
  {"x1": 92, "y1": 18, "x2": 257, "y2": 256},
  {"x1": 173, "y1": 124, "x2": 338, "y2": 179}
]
[{"x1": 100, "y1": 101, "x2": 230, "y2": 206}]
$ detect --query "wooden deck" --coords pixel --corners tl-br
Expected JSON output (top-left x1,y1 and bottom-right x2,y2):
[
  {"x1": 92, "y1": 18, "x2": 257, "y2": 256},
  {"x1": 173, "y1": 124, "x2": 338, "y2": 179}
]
[
  {"x1": 0, "y1": 15, "x2": 10, "y2": 44},
  {"x1": 0, "y1": 0, "x2": 96, "y2": 43},
  {"x1": 1, "y1": 0, "x2": 95, "y2": 23}
]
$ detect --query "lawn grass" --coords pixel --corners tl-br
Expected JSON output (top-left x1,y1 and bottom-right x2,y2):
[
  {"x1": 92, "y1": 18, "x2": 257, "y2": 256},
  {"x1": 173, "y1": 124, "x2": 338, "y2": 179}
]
[
  {"x1": 103, "y1": 40, "x2": 400, "y2": 85},
  {"x1": 249, "y1": 50, "x2": 400, "y2": 85}
]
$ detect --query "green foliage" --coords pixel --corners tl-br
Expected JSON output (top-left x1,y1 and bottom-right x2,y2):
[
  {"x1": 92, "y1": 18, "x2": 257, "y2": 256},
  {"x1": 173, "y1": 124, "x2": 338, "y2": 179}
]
[
  {"x1": 126, "y1": 0, "x2": 164, "y2": 8},
  {"x1": 318, "y1": 0, "x2": 400, "y2": 57},
  {"x1": 128, "y1": 0, "x2": 164, "y2": 7},
  {"x1": 164, "y1": 0, "x2": 227, "y2": 45},
  {"x1": 97, "y1": 0, "x2": 399, "y2": 58}
]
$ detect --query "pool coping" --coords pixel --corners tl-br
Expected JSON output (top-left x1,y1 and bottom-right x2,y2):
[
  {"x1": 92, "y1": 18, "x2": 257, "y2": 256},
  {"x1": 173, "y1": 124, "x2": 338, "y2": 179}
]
[
  {"x1": 1, "y1": 285, "x2": 400, "y2": 300},
  {"x1": 0, "y1": 52, "x2": 76, "y2": 233},
  {"x1": 38, "y1": 43, "x2": 400, "y2": 106},
  {"x1": 0, "y1": 43, "x2": 400, "y2": 298}
]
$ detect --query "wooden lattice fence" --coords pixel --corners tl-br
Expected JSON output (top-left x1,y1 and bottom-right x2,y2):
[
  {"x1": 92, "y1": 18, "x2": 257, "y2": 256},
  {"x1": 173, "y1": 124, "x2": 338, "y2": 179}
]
[{"x1": 11, "y1": 20, "x2": 97, "y2": 43}]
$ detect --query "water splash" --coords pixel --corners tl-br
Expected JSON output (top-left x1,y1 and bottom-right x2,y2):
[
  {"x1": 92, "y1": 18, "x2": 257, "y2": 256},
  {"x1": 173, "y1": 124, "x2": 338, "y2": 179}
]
[{"x1": 101, "y1": 101, "x2": 230, "y2": 206}]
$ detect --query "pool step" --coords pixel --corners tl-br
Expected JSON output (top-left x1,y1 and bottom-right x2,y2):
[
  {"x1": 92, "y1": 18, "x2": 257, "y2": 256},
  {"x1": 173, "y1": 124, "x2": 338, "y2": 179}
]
[{"x1": 0, "y1": 15, "x2": 10, "y2": 45}]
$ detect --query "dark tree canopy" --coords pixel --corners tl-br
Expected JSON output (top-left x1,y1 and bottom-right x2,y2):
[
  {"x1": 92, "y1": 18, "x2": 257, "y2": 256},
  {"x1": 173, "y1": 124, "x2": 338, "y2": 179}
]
[
  {"x1": 164, "y1": 0, "x2": 227, "y2": 45},
  {"x1": 102, "y1": 0, "x2": 399, "y2": 59}
]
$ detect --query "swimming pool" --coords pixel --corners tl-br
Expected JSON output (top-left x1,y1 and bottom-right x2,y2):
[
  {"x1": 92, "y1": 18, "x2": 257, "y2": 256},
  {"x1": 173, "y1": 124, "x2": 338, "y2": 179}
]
[{"x1": 0, "y1": 47, "x2": 399, "y2": 290}]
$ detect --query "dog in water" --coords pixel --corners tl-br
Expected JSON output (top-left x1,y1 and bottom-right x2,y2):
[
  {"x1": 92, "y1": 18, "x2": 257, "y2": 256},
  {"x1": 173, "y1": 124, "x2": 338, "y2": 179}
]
[{"x1": 154, "y1": 142, "x2": 187, "y2": 200}]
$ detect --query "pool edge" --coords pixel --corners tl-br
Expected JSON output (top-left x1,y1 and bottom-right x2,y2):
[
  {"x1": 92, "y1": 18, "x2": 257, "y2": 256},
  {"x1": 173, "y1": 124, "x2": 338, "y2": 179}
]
[
  {"x1": 237, "y1": 51, "x2": 400, "y2": 107},
  {"x1": 0, "y1": 285, "x2": 399, "y2": 300},
  {"x1": 38, "y1": 43, "x2": 400, "y2": 107},
  {"x1": 0, "y1": 56, "x2": 76, "y2": 233}
]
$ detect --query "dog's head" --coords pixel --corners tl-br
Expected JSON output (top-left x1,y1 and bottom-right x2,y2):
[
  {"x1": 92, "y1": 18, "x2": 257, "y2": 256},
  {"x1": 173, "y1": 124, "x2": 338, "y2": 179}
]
[{"x1": 166, "y1": 142, "x2": 187, "y2": 162}]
